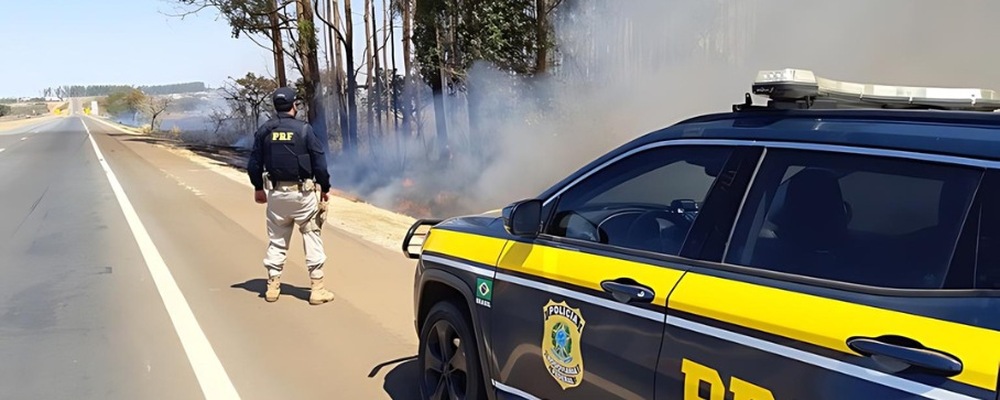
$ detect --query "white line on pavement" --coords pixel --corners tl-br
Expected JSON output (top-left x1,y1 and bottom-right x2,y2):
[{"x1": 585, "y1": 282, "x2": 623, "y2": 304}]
[
  {"x1": 0, "y1": 148, "x2": 5, "y2": 153},
  {"x1": 81, "y1": 118, "x2": 241, "y2": 400},
  {"x1": 20, "y1": 137, "x2": 27, "y2": 141}
]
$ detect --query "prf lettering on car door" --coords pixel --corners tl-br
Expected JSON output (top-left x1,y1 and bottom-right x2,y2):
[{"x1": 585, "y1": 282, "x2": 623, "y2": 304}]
[{"x1": 682, "y1": 359, "x2": 775, "y2": 400}]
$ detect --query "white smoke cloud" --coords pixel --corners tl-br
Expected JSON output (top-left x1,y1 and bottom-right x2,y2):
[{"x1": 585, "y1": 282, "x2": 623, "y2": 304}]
[
  {"x1": 316, "y1": 0, "x2": 1000, "y2": 218},
  {"x1": 448, "y1": 0, "x2": 1000, "y2": 215}
]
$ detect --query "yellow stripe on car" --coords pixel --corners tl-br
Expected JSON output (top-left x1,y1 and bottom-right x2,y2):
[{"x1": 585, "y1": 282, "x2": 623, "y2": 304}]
[
  {"x1": 422, "y1": 229, "x2": 509, "y2": 267},
  {"x1": 670, "y1": 273, "x2": 1000, "y2": 391},
  {"x1": 498, "y1": 241, "x2": 682, "y2": 308}
]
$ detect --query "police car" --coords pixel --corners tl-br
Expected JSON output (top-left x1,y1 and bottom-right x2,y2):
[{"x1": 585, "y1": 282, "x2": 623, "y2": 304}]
[{"x1": 402, "y1": 69, "x2": 1000, "y2": 400}]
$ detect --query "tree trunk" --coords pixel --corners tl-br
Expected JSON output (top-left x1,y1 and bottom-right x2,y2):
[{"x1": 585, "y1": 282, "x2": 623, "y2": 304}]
[
  {"x1": 382, "y1": 0, "x2": 391, "y2": 128},
  {"x1": 535, "y1": 0, "x2": 549, "y2": 75},
  {"x1": 329, "y1": 0, "x2": 351, "y2": 152},
  {"x1": 387, "y1": 0, "x2": 401, "y2": 168},
  {"x1": 364, "y1": 0, "x2": 375, "y2": 149},
  {"x1": 466, "y1": 80, "x2": 485, "y2": 160},
  {"x1": 401, "y1": 0, "x2": 414, "y2": 138},
  {"x1": 431, "y1": 25, "x2": 449, "y2": 157},
  {"x1": 371, "y1": 0, "x2": 384, "y2": 144},
  {"x1": 269, "y1": 3, "x2": 288, "y2": 86},
  {"x1": 344, "y1": 0, "x2": 360, "y2": 154},
  {"x1": 322, "y1": 0, "x2": 331, "y2": 73},
  {"x1": 296, "y1": 0, "x2": 329, "y2": 152}
]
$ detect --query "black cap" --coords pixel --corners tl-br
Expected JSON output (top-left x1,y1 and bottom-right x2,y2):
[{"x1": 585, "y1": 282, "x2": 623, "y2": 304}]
[{"x1": 272, "y1": 87, "x2": 297, "y2": 111}]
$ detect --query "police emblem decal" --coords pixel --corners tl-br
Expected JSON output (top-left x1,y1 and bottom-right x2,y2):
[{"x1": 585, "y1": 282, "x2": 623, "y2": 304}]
[{"x1": 542, "y1": 300, "x2": 586, "y2": 389}]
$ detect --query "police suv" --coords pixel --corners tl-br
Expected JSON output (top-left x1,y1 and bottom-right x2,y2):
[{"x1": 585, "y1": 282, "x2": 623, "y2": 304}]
[{"x1": 402, "y1": 69, "x2": 1000, "y2": 400}]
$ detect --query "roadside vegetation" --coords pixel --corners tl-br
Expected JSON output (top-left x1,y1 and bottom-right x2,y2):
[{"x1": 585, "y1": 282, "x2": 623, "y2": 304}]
[{"x1": 79, "y1": 1, "x2": 745, "y2": 219}]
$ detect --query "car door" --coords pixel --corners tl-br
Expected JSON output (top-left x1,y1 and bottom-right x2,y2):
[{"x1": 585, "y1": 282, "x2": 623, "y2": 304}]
[
  {"x1": 488, "y1": 143, "x2": 740, "y2": 400},
  {"x1": 656, "y1": 147, "x2": 1000, "y2": 400}
]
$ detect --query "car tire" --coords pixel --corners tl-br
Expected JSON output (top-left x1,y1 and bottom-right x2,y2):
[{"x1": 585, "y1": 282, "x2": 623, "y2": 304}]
[{"x1": 418, "y1": 301, "x2": 487, "y2": 400}]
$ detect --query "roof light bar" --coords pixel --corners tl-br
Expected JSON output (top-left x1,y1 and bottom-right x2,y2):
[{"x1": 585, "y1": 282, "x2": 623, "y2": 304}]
[{"x1": 751, "y1": 68, "x2": 1000, "y2": 111}]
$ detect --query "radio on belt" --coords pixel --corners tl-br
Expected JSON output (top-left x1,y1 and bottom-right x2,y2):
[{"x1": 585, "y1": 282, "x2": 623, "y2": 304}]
[{"x1": 749, "y1": 68, "x2": 1000, "y2": 112}]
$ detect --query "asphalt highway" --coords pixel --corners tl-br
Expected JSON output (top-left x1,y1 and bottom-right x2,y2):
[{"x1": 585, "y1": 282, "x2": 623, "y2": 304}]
[{"x1": 0, "y1": 114, "x2": 421, "y2": 399}]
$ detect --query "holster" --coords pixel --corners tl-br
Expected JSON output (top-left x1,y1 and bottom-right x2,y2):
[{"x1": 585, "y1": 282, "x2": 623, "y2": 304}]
[
  {"x1": 262, "y1": 172, "x2": 274, "y2": 190},
  {"x1": 315, "y1": 189, "x2": 328, "y2": 229},
  {"x1": 298, "y1": 183, "x2": 327, "y2": 234}
]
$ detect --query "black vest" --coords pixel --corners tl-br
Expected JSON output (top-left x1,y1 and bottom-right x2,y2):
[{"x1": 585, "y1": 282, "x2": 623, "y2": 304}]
[{"x1": 262, "y1": 118, "x2": 312, "y2": 182}]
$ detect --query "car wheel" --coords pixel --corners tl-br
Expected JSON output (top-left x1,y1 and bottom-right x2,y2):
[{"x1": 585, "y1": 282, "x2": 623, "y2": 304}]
[{"x1": 418, "y1": 301, "x2": 486, "y2": 400}]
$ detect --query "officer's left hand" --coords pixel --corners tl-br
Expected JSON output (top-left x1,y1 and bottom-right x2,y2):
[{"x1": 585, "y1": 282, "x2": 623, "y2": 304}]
[
  {"x1": 321, "y1": 191, "x2": 330, "y2": 202},
  {"x1": 254, "y1": 190, "x2": 267, "y2": 204}
]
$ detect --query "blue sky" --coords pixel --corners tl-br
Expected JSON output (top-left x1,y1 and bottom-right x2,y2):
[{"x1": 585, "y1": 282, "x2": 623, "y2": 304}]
[{"x1": 0, "y1": 0, "x2": 400, "y2": 97}]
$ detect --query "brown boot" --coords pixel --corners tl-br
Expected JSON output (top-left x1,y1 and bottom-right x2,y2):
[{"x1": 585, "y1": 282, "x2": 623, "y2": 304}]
[
  {"x1": 265, "y1": 276, "x2": 281, "y2": 302},
  {"x1": 309, "y1": 278, "x2": 335, "y2": 305}
]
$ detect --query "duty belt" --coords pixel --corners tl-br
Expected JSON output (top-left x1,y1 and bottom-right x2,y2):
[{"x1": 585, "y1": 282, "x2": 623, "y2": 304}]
[{"x1": 272, "y1": 179, "x2": 316, "y2": 192}]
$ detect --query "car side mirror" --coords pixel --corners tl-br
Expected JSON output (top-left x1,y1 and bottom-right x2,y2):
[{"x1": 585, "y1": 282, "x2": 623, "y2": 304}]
[{"x1": 502, "y1": 199, "x2": 543, "y2": 237}]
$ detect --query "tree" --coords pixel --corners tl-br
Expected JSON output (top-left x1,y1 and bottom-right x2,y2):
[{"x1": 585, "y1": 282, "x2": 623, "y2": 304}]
[
  {"x1": 208, "y1": 108, "x2": 235, "y2": 135},
  {"x1": 534, "y1": 0, "x2": 565, "y2": 74},
  {"x1": 293, "y1": 0, "x2": 328, "y2": 150},
  {"x1": 0, "y1": 104, "x2": 10, "y2": 117},
  {"x1": 413, "y1": 0, "x2": 452, "y2": 153},
  {"x1": 315, "y1": 0, "x2": 359, "y2": 154},
  {"x1": 175, "y1": 0, "x2": 291, "y2": 87},
  {"x1": 177, "y1": 0, "x2": 331, "y2": 151},
  {"x1": 144, "y1": 96, "x2": 173, "y2": 132},
  {"x1": 363, "y1": 0, "x2": 376, "y2": 142},
  {"x1": 413, "y1": 0, "x2": 539, "y2": 156},
  {"x1": 105, "y1": 88, "x2": 148, "y2": 119},
  {"x1": 394, "y1": 0, "x2": 416, "y2": 138},
  {"x1": 322, "y1": 0, "x2": 352, "y2": 153},
  {"x1": 222, "y1": 72, "x2": 279, "y2": 133}
]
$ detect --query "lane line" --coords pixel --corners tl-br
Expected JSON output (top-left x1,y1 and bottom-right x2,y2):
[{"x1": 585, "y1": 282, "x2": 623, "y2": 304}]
[
  {"x1": 81, "y1": 118, "x2": 241, "y2": 400},
  {"x1": 20, "y1": 137, "x2": 27, "y2": 141},
  {"x1": 87, "y1": 115, "x2": 144, "y2": 135},
  {"x1": 0, "y1": 148, "x2": 5, "y2": 153}
]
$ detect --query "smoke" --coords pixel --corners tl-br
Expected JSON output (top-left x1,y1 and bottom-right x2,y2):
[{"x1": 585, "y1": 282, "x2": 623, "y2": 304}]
[
  {"x1": 467, "y1": 0, "x2": 1000, "y2": 211},
  {"x1": 331, "y1": 0, "x2": 1000, "y2": 218},
  {"x1": 113, "y1": 90, "x2": 261, "y2": 148}
]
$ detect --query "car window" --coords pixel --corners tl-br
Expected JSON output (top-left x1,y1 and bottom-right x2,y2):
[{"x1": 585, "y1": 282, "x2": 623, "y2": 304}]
[
  {"x1": 725, "y1": 149, "x2": 981, "y2": 289},
  {"x1": 975, "y1": 171, "x2": 1000, "y2": 289},
  {"x1": 546, "y1": 145, "x2": 733, "y2": 255}
]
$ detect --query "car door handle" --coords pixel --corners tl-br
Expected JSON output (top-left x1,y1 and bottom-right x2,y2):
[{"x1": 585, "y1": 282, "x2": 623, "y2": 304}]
[
  {"x1": 846, "y1": 337, "x2": 962, "y2": 377},
  {"x1": 600, "y1": 279, "x2": 654, "y2": 304}
]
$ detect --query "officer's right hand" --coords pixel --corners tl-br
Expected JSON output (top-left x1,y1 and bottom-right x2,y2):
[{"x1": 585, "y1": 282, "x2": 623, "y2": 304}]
[{"x1": 254, "y1": 190, "x2": 267, "y2": 204}]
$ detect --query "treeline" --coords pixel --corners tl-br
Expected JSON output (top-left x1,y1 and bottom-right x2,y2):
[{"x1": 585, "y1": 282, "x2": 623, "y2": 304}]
[
  {"x1": 0, "y1": 97, "x2": 47, "y2": 104},
  {"x1": 175, "y1": 0, "x2": 566, "y2": 154},
  {"x1": 41, "y1": 82, "x2": 207, "y2": 99},
  {"x1": 139, "y1": 82, "x2": 208, "y2": 95}
]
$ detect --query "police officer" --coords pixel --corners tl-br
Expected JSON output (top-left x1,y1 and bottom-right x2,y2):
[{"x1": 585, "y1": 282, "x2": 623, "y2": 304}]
[{"x1": 247, "y1": 87, "x2": 334, "y2": 305}]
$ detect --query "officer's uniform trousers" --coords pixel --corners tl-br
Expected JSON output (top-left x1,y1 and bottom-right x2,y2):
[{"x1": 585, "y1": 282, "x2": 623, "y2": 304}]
[{"x1": 263, "y1": 181, "x2": 327, "y2": 279}]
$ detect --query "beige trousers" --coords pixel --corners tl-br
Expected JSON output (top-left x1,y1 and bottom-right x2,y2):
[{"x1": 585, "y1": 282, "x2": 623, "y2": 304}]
[{"x1": 263, "y1": 188, "x2": 327, "y2": 279}]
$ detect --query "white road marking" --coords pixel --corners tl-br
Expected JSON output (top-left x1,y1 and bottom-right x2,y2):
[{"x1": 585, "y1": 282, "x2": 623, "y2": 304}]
[
  {"x1": 87, "y1": 115, "x2": 144, "y2": 135},
  {"x1": 0, "y1": 148, "x2": 5, "y2": 153},
  {"x1": 20, "y1": 137, "x2": 27, "y2": 141},
  {"x1": 82, "y1": 118, "x2": 241, "y2": 399}
]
